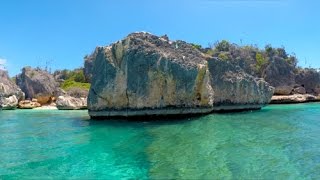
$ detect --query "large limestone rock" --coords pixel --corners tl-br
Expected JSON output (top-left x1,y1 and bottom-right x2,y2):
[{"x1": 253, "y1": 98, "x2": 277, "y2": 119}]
[
  {"x1": 16, "y1": 67, "x2": 59, "y2": 105},
  {"x1": 56, "y1": 96, "x2": 87, "y2": 110},
  {"x1": 0, "y1": 70, "x2": 25, "y2": 109},
  {"x1": 87, "y1": 33, "x2": 274, "y2": 118},
  {"x1": 263, "y1": 57, "x2": 295, "y2": 95},
  {"x1": 295, "y1": 69, "x2": 320, "y2": 95}
]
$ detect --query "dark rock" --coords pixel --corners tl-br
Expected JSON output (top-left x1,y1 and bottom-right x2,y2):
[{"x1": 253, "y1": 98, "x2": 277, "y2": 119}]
[
  {"x1": 263, "y1": 57, "x2": 295, "y2": 95},
  {"x1": 16, "y1": 67, "x2": 59, "y2": 105},
  {"x1": 87, "y1": 32, "x2": 274, "y2": 118},
  {"x1": 295, "y1": 69, "x2": 320, "y2": 95},
  {"x1": 293, "y1": 86, "x2": 306, "y2": 94}
]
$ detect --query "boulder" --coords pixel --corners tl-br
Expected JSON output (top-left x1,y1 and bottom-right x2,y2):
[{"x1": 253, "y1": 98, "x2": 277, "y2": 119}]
[
  {"x1": 270, "y1": 94, "x2": 319, "y2": 104},
  {"x1": 16, "y1": 67, "x2": 59, "y2": 105},
  {"x1": 263, "y1": 57, "x2": 295, "y2": 95},
  {"x1": 295, "y1": 69, "x2": 320, "y2": 95},
  {"x1": 18, "y1": 100, "x2": 41, "y2": 109},
  {"x1": 56, "y1": 96, "x2": 87, "y2": 110},
  {"x1": 0, "y1": 70, "x2": 25, "y2": 109},
  {"x1": 87, "y1": 32, "x2": 274, "y2": 118},
  {"x1": 293, "y1": 86, "x2": 306, "y2": 94},
  {"x1": 0, "y1": 95, "x2": 18, "y2": 110}
]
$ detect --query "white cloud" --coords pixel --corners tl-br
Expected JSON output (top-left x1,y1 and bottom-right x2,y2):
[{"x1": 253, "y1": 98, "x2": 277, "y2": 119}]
[{"x1": 0, "y1": 58, "x2": 7, "y2": 70}]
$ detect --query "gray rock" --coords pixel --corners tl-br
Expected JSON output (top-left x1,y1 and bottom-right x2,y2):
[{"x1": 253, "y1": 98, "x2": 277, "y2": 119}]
[
  {"x1": 56, "y1": 96, "x2": 87, "y2": 110},
  {"x1": 84, "y1": 54, "x2": 95, "y2": 83},
  {"x1": 263, "y1": 57, "x2": 295, "y2": 95},
  {"x1": 1, "y1": 95, "x2": 18, "y2": 110},
  {"x1": 0, "y1": 70, "x2": 25, "y2": 109},
  {"x1": 295, "y1": 69, "x2": 320, "y2": 95},
  {"x1": 208, "y1": 58, "x2": 274, "y2": 111},
  {"x1": 16, "y1": 67, "x2": 59, "y2": 105},
  {"x1": 293, "y1": 86, "x2": 306, "y2": 94},
  {"x1": 87, "y1": 33, "x2": 274, "y2": 118}
]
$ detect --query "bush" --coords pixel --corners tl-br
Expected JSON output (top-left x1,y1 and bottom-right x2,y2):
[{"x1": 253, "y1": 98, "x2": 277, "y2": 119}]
[{"x1": 61, "y1": 79, "x2": 90, "y2": 91}]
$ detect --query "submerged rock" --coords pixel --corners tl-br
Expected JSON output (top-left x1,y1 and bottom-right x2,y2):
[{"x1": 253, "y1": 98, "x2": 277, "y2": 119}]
[
  {"x1": 87, "y1": 33, "x2": 274, "y2": 118},
  {"x1": 16, "y1": 67, "x2": 59, "y2": 105},
  {"x1": 56, "y1": 96, "x2": 87, "y2": 110},
  {"x1": 0, "y1": 70, "x2": 25, "y2": 109}
]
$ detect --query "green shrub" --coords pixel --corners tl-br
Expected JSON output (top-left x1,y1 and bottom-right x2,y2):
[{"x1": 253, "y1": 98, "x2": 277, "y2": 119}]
[{"x1": 61, "y1": 79, "x2": 90, "y2": 91}]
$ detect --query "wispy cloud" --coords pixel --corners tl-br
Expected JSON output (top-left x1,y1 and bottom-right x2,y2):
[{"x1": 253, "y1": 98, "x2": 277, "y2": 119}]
[{"x1": 0, "y1": 58, "x2": 7, "y2": 70}]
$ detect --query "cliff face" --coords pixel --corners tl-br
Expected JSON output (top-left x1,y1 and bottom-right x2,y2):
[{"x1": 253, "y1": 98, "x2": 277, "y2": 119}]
[
  {"x1": 88, "y1": 33, "x2": 274, "y2": 118},
  {"x1": 263, "y1": 57, "x2": 296, "y2": 95},
  {"x1": 0, "y1": 70, "x2": 24, "y2": 109},
  {"x1": 16, "y1": 67, "x2": 60, "y2": 104}
]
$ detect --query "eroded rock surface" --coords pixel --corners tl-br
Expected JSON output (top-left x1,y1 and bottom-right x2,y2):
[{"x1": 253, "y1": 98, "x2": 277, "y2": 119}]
[
  {"x1": 0, "y1": 70, "x2": 25, "y2": 109},
  {"x1": 56, "y1": 96, "x2": 87, "y2": 110},
  {"x1": 263, "y1": 57, "x2": 295, "y2": 95},
  {"x1": 16, "y1": 67, "x2": 59, "y2": 105},
  {"x1": 87, "y1": 33, "x2": 274, "y2": 118},
  {"x1": 271, "y1": 94, "x2": 320, "y2": 104}
]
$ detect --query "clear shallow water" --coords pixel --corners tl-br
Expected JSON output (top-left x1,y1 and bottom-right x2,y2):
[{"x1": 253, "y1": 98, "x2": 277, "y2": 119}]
[{"x1": 0, "y1": 103, "x2": 320, "y2": 179}]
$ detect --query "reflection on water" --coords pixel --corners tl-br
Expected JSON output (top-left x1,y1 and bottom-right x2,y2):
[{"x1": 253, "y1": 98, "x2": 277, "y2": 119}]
[{"x1": 1, "y1": 103, "x2": 320, "y2": 179}]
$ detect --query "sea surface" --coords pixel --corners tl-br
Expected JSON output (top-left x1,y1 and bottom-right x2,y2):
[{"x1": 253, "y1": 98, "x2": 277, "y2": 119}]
[{"x1": 0, "y1": 103, "x2": 320, "y2": 179}]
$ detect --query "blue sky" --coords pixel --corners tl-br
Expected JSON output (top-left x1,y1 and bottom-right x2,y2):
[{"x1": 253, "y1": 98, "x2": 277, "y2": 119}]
[{"x1": 0, "y1": 0, "x2": 319, "y2": 76}]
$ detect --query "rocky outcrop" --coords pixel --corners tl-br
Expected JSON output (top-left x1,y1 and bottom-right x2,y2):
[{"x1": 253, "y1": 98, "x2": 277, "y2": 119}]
[
  {"x1": 84, "y1": 54, "x2": 95, "y2": 83},
  {"x1": 87, "y1": 32, "x2": 274, "y2": 118},
  {"x1": 56, "y1": 96, "x2": 87, "y2": 110},
  {"x1": 0, "y1": 95, "x2": 18, "y2": 110},
  {"x1": 295, "y1": 69, "x2": 320, "y2": 95},
  {"x1": 18, "y1": 99, "x2": 41, "y2": 109},
  {"x1": 0, "y1": 70, "x2": 25, "y2": 109},
  {"x1": 271, "y1": 94, "x2": 320, "y2": 104},
  {"x1": 263, "y1": 57, "x2": 296, "y2": 95},
  {"x1": 208, "y1": 59, "x2": 274, "y2": 111},
  {"x1": 16, "y1": 67, "x2": 59, "y2": 105}
]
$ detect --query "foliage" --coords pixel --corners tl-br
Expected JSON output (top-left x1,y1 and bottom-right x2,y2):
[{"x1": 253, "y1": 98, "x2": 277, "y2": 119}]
[
  {"x1": 54, "y1": 68, "x2": 86, "y2": 83},
  {"x1": 191, "y1": 43, "x2": 202, "y2": 50},
  {"x1": 206, "y1": 41, "x2": 299, "y2": 76},
  {"x1": 255, "y1": 52, "x2": 267, "y2": 72},
  {"x1": 215, "y1": 40, "x2": 231, "y2": 52},
  {"x1": 60, "y1": 79, "x2": 90, "y2": 91}
]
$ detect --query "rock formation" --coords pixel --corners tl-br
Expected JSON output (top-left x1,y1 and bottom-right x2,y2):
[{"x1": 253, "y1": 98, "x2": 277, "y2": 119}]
[
  {"x1": 271, "y1": 94, "x2": 319, "y2": 104},
  {"x1": 18, "y1": 99, "x2": 41, "y2": 109},
  {"x1": 0, "y1": 70, "x2": 25, "y2": 109},
  {"x1": 16, "y1": 67, "x2": 60, "y2": 105},
  {"x1": 56, "y1": 96, "x2": 87, "y2": 110},
  {"x1": 295, "y1": 69, "x2": 320, "y2": 95},
  {"x1": 87, "y1": 32, "x2": 274, "y2": 118},
  {"x1": 263, "y1": 57, "x2": 296, "y2": 95},
  {"x1": 84, "y1": 54, "x2": 95, "y2": 83}
]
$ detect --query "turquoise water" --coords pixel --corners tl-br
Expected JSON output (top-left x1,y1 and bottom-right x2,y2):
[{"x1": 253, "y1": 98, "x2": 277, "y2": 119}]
[{"x1": 1, "y1": 103, "x2": 320, "y2": 179}]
